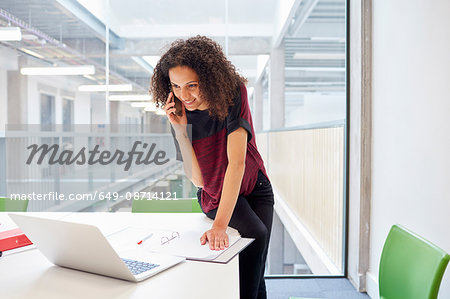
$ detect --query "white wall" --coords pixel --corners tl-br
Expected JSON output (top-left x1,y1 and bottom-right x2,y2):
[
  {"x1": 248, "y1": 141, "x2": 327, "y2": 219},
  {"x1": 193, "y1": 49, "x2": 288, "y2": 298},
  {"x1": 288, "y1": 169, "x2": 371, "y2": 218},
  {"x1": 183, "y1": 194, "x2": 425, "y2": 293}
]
[
  {"x1": 90, "y1": 95, "x2": 106, "y2": 124},
  {"x1": 74, "y1": 92, "x2": 91, "y2": 124},
  {"x1": 367, "y1": 1, "x2": 450, "y2": 298},
  {"x1": 26, "y1": 77, "x2": 40, "y2": 124}
]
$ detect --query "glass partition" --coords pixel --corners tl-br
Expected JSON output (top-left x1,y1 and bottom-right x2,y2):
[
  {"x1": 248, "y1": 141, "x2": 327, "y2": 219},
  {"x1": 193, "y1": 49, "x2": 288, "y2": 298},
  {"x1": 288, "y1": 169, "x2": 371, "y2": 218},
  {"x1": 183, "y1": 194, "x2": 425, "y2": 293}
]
[{"x1": 0, "y1": 0, "x2": 347, "y2": 277}]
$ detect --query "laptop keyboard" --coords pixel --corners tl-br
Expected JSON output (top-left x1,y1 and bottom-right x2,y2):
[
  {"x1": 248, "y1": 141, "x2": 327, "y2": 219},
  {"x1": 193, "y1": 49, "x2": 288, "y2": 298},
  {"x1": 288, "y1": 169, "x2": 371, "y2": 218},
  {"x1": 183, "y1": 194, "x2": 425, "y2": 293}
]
[{"x1": 122, "y1": 258, "x2": 160, "y2": 275}]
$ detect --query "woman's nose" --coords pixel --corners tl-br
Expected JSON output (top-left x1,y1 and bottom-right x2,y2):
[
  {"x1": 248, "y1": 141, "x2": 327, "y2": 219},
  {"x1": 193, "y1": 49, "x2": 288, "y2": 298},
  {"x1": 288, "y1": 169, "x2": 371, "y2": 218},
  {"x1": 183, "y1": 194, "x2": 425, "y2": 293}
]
[{"x1": 180, "y1": 87, "x2": 189, "y2": 100}]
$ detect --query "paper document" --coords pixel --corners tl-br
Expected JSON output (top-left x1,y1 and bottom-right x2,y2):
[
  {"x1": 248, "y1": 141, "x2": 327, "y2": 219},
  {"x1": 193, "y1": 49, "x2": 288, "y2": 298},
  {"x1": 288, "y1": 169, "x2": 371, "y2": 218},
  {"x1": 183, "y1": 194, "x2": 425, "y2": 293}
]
[
  {"x1": 106, "y1": 226, "x2": 158, "y2": 252},
  {"x1": 150, "y1": 229, "x2": 241, "y2": 261},
  {"x1": 106, "y1": 226, "x2": 241, "y2": 262}
]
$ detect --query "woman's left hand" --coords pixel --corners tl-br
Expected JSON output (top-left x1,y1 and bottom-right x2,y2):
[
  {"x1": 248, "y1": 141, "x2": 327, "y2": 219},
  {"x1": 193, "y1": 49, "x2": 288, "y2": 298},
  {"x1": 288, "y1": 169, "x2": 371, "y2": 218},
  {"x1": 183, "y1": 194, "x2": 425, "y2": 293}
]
[{"x1": 200, "y1": 226, "x2": 229, "y2": 251}]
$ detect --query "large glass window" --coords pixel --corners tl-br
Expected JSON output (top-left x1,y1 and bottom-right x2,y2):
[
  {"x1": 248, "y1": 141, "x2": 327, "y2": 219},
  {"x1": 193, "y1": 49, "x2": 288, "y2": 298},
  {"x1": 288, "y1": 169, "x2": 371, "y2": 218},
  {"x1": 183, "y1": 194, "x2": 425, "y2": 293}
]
[
  {"x1": 1, "y1": 0, "x2": 347, "y2": 278},
  {"x1": 258, "y1": 0, "x2": 347, "y2": 276}
]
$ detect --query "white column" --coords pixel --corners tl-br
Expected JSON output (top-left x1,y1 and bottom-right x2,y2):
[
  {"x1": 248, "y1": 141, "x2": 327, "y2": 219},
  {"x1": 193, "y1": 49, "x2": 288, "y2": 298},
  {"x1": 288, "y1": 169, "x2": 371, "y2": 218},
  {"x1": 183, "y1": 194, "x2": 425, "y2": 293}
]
[
  {"x1": 253, "y1": 80, "x2": 264, "y2": 132},
  {"x1": 269, "y1": 45, "x2": 285, "y2": 129}
]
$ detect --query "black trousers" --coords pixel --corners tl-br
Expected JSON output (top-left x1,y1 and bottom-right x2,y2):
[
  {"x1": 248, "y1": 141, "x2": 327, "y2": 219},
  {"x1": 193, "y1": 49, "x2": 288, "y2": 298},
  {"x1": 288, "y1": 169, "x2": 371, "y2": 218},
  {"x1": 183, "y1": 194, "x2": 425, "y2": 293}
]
[{"x1": 198, "y1": 170, "x2": 274, "y2": 299}]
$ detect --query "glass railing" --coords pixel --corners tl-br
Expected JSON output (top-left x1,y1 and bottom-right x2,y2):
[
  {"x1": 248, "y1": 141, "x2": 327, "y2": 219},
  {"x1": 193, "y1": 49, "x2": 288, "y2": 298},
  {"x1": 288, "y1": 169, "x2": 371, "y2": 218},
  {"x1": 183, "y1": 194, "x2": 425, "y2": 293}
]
[{"x1": 257, "y1": 120, "x2": 346, "y2": 276}]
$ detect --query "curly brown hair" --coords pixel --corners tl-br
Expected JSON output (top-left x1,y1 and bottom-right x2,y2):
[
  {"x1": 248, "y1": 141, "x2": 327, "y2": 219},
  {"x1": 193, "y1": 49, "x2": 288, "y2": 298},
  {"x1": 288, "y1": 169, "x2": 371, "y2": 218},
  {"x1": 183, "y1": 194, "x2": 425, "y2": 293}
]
[{"x1": 149, "y1": 36, "x2": 247, "y2": 120}]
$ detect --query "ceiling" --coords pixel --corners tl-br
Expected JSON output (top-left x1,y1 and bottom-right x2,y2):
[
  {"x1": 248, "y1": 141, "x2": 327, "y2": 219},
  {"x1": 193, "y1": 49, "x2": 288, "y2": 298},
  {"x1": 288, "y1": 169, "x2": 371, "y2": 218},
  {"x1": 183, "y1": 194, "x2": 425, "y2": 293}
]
[{"x1": 0, "y1": 0, "x2": 346, "y2": 94}]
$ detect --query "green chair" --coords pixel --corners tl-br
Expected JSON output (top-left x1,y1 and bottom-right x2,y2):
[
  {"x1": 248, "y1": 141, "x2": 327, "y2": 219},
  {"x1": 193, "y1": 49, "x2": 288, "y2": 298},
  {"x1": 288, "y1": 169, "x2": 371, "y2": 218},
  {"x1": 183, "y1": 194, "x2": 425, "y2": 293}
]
[
  {"x1": 132, "y1": 198, "x2": 202, "y2": 213},
  {"x1": 0, "y1": 197, "x2": 29, "y2": 212},
  {"x1": 379, "y1": 225, "x2": 450, "y2": 299}
]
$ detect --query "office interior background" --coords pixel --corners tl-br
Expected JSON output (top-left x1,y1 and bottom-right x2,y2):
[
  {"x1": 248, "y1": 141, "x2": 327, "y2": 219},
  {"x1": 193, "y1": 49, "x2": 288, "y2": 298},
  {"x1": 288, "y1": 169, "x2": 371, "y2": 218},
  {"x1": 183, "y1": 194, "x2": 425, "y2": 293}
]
[{"x1": 0, "y1": 1, "x2": 449, "y2": 298}]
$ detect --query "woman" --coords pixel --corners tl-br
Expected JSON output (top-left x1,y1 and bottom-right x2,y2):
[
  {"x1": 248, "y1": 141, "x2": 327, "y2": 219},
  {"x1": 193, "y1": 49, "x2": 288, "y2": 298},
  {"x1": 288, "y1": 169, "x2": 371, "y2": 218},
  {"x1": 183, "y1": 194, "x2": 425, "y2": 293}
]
[{"x1": 150, "y1": 36, "x2": 274, "y2": 299}]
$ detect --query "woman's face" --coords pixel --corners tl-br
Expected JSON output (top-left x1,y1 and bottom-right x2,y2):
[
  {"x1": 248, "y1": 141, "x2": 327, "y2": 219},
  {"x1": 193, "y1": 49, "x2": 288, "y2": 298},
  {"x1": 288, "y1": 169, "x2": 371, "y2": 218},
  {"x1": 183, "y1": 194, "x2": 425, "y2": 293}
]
[{"x1": 168, "y1": 66, "x2": 208, "y2": 111}]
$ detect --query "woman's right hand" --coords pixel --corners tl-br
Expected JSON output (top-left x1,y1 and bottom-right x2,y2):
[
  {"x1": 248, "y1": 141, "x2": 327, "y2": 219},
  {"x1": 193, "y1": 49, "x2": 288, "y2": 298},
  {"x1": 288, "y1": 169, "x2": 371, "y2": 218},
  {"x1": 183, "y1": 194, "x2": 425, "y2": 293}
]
[{"x1": 164, "y1": 92, "x2": 187, "y2": 128}]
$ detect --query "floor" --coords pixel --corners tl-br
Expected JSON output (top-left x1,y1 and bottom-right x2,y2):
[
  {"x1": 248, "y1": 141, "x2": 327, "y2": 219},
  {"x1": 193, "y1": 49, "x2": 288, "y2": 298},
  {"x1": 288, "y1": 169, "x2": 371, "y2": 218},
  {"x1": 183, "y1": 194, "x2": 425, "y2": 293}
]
[{"x1": 266, "y1": 278, "x2": 371, "y2": 299}]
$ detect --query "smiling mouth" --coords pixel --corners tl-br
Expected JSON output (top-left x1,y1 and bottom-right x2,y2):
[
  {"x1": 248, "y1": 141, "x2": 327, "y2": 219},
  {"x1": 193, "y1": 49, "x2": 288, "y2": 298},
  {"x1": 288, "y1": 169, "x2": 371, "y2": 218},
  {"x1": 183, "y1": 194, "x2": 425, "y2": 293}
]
[{"x1": 183, "y1": 99, "x2": 195, "y2": 105}]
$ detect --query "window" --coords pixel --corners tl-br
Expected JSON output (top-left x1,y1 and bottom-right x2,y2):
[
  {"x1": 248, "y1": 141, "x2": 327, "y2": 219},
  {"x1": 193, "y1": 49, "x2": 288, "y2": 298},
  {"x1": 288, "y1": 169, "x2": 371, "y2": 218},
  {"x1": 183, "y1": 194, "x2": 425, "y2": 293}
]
[{"x1": 40, "y1": 94, "x2": 55, "y2": 131}]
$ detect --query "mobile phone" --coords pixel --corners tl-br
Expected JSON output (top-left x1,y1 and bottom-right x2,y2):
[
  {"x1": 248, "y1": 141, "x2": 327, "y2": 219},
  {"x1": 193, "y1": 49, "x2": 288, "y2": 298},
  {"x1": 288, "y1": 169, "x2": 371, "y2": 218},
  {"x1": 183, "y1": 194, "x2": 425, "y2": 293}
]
[
  {"x1": 172, "y1": 94, "x2": 183, "y2": 116},
  {"x1": 169, "y1": 87, "x2": 183, "y2": 116}
]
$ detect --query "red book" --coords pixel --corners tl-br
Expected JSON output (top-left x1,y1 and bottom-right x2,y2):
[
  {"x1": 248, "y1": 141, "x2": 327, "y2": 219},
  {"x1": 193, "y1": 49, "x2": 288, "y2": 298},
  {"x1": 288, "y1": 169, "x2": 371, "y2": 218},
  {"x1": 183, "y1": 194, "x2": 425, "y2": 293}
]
[{"x1": 0, "y1": 228, "x2": 33, "y2": 252}]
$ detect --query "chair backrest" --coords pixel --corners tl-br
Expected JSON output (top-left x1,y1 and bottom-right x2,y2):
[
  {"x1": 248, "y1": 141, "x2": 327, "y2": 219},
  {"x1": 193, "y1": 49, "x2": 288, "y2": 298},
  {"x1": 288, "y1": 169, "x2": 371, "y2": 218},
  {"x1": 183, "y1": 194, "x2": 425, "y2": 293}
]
[
  {"x1": 132, "y1": 198, "x2": 202, "y2": 213},
  {"x1": 0, "y1": 197, "x2": 29, "y2": 212},
  {"x1": 379, "y1": 225, "x2": 450, "y2": 299}
]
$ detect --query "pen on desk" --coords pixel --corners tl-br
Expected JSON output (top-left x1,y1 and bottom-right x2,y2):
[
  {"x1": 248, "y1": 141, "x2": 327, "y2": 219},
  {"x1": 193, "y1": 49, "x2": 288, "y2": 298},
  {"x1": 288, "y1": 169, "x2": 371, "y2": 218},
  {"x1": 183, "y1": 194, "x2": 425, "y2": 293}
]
[{"x1": 137, "y1": 233, "x2": 153, "y2": 245}]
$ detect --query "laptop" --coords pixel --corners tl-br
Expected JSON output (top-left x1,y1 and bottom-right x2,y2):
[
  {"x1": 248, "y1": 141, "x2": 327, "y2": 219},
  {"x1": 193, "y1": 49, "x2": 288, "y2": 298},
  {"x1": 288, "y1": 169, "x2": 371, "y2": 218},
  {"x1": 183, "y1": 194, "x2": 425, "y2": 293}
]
[{"x1": 9, "y1": 214, "x2": 185, "y2": 282}]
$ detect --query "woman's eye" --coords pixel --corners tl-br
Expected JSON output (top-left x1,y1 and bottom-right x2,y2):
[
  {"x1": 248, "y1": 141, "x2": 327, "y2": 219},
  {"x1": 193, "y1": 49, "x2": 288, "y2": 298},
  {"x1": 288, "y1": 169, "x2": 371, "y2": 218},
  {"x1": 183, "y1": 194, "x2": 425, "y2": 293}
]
[{"x1": 188, "y1": 84, "x2": 197, "y2": 89}]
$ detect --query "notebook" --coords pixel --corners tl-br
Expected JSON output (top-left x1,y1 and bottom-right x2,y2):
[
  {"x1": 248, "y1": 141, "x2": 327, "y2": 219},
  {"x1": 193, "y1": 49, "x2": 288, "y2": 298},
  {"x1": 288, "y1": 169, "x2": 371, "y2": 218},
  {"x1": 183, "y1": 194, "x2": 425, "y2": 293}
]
[{"x1": 9, "y1": 214, "x2": 185, "y2": 282}]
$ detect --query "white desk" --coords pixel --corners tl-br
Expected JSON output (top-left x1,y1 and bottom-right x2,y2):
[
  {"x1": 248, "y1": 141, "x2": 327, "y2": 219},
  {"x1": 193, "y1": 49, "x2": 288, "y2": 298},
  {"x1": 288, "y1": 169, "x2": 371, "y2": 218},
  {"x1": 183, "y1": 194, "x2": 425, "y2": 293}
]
[{"x1": 0, "y1": 213, "x2": 243, "y2": 299}]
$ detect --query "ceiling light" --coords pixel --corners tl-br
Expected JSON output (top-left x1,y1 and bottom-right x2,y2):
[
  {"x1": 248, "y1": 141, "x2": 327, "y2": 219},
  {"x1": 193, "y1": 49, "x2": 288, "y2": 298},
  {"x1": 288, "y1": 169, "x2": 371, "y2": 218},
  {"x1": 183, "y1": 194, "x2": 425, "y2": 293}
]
[
  {"x1": 108, "y1": 94, "x2": 151, "y2": 101},
  {"x1": 78, "y1": 84, "x2": 132, "y2": 92},
  {"x1": 83, "y1": 75, "x2": 97, "y2": 81},
  {"x1": 19, "y1": 48, "x2": 45, "y2": 59},
  {"x1": 293, "y1": 53, "x2": 346, "y2": 60},
  {"x1": 20, "y1": 65, "x2": 95, "y2": 76},
  {"x1": 142, "y1": 56, "x2": 160, "y2": 69},
  {"x1": 0, "y1": 27, "x2": 22, "y2": 41},
  {"x1": 21, "y1": 34, "x2": 38, "y2": 41}
]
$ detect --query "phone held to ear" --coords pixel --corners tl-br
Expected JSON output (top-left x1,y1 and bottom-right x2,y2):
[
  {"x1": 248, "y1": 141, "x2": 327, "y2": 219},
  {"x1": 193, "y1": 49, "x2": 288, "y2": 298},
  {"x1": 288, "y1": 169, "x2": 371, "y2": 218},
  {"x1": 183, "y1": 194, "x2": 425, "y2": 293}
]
[
  {"x1": 172, "y1": 94, "x2": 183, "y2": 116},
  {"x1": 168, "y1": 86, "x2": 183, "y2": 116}
]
